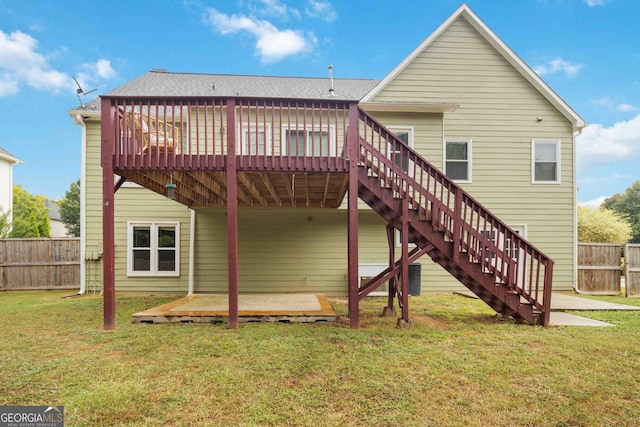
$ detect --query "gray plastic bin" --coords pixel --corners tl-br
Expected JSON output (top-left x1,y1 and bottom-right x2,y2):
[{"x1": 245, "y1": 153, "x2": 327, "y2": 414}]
[{"x1": 408, "y1": 263, "x2": 421, "y2": 296}]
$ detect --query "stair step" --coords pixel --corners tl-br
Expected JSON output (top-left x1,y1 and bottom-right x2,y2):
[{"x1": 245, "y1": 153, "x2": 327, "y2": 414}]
[{"x1": 358, "y1": 166, "x2": 541, "y2": 325}]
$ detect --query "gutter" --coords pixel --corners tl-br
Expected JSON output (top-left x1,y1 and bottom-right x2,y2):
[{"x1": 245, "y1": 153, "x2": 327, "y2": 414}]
[{"x1": 73, "y1": 114, "x2": 88, "y2": 294}]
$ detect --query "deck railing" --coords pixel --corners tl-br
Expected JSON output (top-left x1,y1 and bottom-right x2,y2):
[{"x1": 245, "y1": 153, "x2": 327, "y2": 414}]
[
  {"x1": 356, "y1": 107, "x2": 553, "y2": 324},
  {"x1": 101, "y1": 96, "x2": 355, "y2": 172}
]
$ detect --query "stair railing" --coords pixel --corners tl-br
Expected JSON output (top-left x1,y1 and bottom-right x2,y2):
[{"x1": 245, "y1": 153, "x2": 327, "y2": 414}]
[{"x1": 356, "y1": 107, "x2": 552, "y2": 324}]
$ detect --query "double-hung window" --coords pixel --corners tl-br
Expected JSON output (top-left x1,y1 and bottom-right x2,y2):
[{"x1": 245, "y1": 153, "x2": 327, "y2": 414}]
[
  {"x1": 532, "y1": 139, "x2": 560, "y2": 183},
  {"x1": 282, "y1": 125, "x2": 335, "y2": 156},
  {"x1": 127, "y1": 222, "x2": 180, "y2": 276},
  {"x1": 240, "y1": 124, "x2": 271, "y2": 155},
  {"x1": 444, "y1": 139, "x2": 471, "y2": 182},
  {"x1": 387, "y1": 126, "x2": 414, "y2": 173}
]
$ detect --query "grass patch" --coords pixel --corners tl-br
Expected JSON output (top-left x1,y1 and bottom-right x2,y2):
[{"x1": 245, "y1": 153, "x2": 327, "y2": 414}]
[{"x1": 1, "y1": 291, "x2": 639, "y2": 426}]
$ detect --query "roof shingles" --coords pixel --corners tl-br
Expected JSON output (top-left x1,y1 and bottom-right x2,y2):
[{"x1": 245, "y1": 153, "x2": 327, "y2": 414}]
[
  {"x1": 108, "y1": 71, "x2": 377, "y2": 100},
  {"x1": 75, "y1": 71, "x2": 378, "y2": 112}
]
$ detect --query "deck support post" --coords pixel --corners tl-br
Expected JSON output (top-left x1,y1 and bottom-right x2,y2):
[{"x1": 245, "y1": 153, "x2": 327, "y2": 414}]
[
  {"x1": 101, "y1": 98, "x2": 116, "y2": 330},
  {"x1": 400, "y1": 195, "x2": 410, "y2": 323},
  {"x1": 226, "y1": 99, "x2": 239, "y2": 329},
  {"x1": 347, "y1": 104, "x2": 360, "y2": 328},
  {"x1": 386, "y1": 224, "x2": 396, "y2": 311}
]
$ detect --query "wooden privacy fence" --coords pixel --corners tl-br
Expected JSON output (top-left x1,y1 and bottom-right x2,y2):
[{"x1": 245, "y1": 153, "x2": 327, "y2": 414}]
[
  {"x1": 626, "y1": 244, "x2": 640, "y2": 297},
  {"x1": 577, "y1": 243, "x2": 622, "y2": 295},
  {"x1": 0, "y1": 238, "x2": 80, "y2": 290}
]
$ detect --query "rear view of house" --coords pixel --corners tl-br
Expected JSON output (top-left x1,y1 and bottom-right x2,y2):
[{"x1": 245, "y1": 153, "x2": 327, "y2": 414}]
[{"x1": 69, "y1": 5, "x2": 584, "y2": 328}]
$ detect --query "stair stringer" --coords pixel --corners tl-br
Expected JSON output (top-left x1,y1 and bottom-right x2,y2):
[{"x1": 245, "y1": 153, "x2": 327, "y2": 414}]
[{"x1": 358, "y1": 166, "x2": 542, "y2": 325}]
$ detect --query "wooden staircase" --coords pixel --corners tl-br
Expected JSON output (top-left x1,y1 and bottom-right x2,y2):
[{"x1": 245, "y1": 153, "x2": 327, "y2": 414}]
[{"x1": 354, "y1": 107, "x2": 553, "y2": 325}]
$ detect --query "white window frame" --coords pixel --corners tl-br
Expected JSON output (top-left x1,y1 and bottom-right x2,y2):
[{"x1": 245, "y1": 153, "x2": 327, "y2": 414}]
[
  {"x1": 387, "y1": 126, "x2": 414, "y2": 174},
  {"x1": 281, "y1": 125, "x2": 336, "y2": 156},
  {"x1": 238, "y1": 123, "x2": 272, "y2": 155},
  {"x1": 395, "y1": 229, "x2": 417, "y2": 248},
  {"x1": 505, "y1": 224, "x2": 528, "y2": 259},
  {"x1": 127, "y1": 221, "x2": 180, "y2": 277},
  {"x1": 532, "y1": 139, "x2": 561, "y2": 184},
  {"x1": 443, "y1": 138, "x2": 472, "y2": 183},
  {"x1": 481, "y1": 224, "x2": 528, "y2": 278}
]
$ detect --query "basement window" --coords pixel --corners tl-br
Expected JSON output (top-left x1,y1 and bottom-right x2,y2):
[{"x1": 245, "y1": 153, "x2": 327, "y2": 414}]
[{"x1": 127, "y1": 222, "x2": 180, "y2": 277}]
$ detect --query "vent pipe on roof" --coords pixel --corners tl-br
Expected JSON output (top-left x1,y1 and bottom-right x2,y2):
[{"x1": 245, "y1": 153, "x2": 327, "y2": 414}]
[{"x1": 328, "y1": 64, "x2": 335, "y2": 97}]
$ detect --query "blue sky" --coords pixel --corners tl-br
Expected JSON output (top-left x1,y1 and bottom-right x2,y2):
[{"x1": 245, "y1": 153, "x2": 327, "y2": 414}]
[{"x1": 0, "y1": 0, "x2": 638, "y2": 206}]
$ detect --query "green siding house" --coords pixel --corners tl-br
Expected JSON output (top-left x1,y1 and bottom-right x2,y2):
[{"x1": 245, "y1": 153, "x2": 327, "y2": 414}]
[{"x1": 68, "y1": 5, "x2": 584, "y2": 327}]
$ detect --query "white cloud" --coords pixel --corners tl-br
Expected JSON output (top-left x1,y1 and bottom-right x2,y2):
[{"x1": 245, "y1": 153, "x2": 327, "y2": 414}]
[
  {"x1": 82, "y1": 59, "x2": 116, "y2": 79},
  {"x1": 203, "y1": 8, "x2": 315, "y2": 63},
  {"x1": 577, "y1": 114, "x2": 640, "y2": 170},
  {"x1": 0, "y1": 29, "x2": 72, "y2": 94},
  {"x1": 578, "y1": 196, "x2": 608, "y2": 208},
  {"x1": 0, "y1": 29, "x2": 116, "y2": 96},
  {"x1": 584, "y1": 0, "x2": 608, "y2": 6},
  {"x1": 0, "y1": 75, "x2": 18, "y2": 96},
  {"x1": 593, "y1": 97, "x2": 612, "y2": 108},
  {"x1": 249, "y1": 0, "x2": 300, "y2": 20},
  {"x1": 617, "y1": 103, "x2": 637, "y2": 112},
  {"x1": 533, "y1": 57, "x2": 582, "y2": 77},
  {"x1": 593, "y1": 98, "x2": 637, "y2": 113},
  {"x1": 305, "y1": 0, "x2": 337, "y2": 22}
]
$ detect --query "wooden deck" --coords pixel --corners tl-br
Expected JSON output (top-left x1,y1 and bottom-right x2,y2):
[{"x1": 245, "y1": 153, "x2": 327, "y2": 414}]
[{"x1": 132, "y1": 294, "x2": 337, "y2": 324}]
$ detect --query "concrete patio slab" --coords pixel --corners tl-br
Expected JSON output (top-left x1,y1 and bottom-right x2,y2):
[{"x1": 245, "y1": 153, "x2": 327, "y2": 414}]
[
  {"x1": 132, "y1": 294, "x2": 337, "y2": 324},
  {"x1": 454, "y1": 291, "x2": 638, "y2": 326},
  {"x1": 549, "y1": 312, "x2": 614, "y2": 327},
  {"x1": 550, "y1": 293, "x2": 640, "y2": 311}
]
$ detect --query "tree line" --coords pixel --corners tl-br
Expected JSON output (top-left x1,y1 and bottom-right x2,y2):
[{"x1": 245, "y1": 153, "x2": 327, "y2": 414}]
[
  {"x1": 1, "y1": 178, "x2": 638, "y2": 243},
  {"x1": 0, "y1": 180, "x2": 80, "y2": 238},
  {"x1": 579, "y1": 180, "x2": 640, "y2": 244}
]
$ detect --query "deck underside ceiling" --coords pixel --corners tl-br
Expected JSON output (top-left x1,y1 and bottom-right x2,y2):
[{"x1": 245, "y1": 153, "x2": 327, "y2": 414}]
[{"x1": 116, "y1": 169, "x2": 349, "y2": 208}]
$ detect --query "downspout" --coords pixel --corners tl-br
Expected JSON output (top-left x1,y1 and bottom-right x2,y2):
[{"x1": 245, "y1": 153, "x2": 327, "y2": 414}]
[
  {"x1": 573, "y1": 127, "x2": 582, "y2": 293},
  {"x1": 74, "y1": 114, "x2": 88, "y2": 294},
  {"x1": 188, "y1": 208, "x2": 195, "y2": 295}
]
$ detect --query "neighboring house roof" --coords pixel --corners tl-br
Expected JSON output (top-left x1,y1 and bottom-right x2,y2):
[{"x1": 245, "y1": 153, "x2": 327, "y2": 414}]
[
  {"x1": 72, "y1": 71, "x2": 379, "y2": 114},
  {"x1": 0, "y1": 147, "x2": 20, "y2": 165},
  {"x1": 360, "y1": 4, "x2": 586, "y2": 131},
  {"x1": 45, "y1": 200, "x2": 61, "y2": 221},
  {"x1": 45, "y1": 200, "x2": 69, "y2": 238}
]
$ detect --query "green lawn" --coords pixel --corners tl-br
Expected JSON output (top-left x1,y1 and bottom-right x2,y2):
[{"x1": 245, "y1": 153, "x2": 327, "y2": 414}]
[{"x1": 1, "y1": 291, "x2": 639, "y2": 426}]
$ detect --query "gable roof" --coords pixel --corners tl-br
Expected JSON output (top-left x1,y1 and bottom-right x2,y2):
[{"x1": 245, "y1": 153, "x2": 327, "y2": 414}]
[
  {"x1": 0, "y1": 147, "x2": 20, "y2": 164},
  {"x1": 361, "y1": 4, "x2": 586, "y2": 130}
]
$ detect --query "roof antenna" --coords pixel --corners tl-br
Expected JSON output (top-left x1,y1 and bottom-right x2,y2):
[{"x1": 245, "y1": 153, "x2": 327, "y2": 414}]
[
  {"x1": 73, "y1": 76, "x2": 98, "y2": 107},
  {"x1": 328, "y1": 64, "x2": 335, "y2": 97}
]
